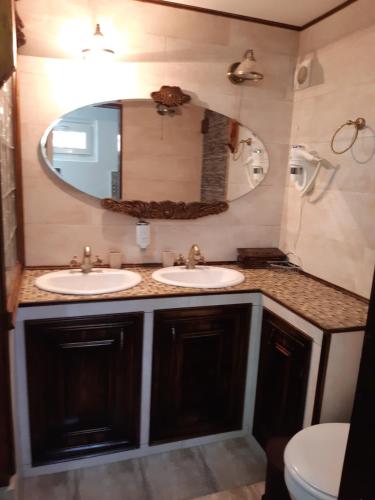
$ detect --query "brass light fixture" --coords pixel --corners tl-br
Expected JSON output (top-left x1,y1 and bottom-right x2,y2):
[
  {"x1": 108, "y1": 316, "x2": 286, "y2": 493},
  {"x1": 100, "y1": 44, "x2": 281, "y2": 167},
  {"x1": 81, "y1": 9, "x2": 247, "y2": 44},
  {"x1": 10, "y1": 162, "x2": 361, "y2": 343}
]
[
  {"x1": 228, "y1": 49, "x2": 264, "y2": 84},
  {"x1": 82, "y1": 23, "x2": 115, "y2": 60}
]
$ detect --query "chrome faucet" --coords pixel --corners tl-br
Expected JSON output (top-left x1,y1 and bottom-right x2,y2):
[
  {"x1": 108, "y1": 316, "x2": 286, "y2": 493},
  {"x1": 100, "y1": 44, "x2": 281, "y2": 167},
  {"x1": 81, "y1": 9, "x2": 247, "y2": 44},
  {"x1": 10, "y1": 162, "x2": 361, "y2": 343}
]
[
  {"x1": 186, "y1": 244, "x2": 205, "y2": 269},
  {"x1": 70, "y1": 246, "x2": 102, "y2": 273},
  {"x1": 81, "y1": 245, "x2": 93, "y2": 273}
]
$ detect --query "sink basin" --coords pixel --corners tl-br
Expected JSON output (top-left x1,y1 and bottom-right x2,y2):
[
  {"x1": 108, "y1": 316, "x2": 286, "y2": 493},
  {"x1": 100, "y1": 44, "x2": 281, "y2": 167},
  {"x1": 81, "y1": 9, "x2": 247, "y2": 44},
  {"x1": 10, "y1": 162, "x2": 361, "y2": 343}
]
[
  {"x1": 152, "y1": 266, "x2": 245, "y2": 289},
  {"x1": 35, "y1": 268, "x2": 142, "y2": 295}
]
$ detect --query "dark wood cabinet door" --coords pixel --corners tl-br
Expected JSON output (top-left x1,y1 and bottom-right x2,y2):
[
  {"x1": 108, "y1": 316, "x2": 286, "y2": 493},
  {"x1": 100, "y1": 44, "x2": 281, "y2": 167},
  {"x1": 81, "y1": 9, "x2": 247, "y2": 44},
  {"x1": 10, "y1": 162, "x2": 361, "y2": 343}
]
[
  {"x1": 150, "y1": 304, "x2": 251, "y2": 444},
  {"x1": 26, "y1": 313, "x2": 143, "y2": 465},
  {"x1": 253, "y1": 310, "x2": 312, "y2": 449}
]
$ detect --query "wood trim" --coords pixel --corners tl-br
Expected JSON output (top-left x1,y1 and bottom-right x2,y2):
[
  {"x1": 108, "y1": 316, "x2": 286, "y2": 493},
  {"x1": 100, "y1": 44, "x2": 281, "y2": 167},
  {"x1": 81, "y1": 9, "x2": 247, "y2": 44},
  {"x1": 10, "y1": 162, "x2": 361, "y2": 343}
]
[
  {"x1": 0, "y1": 67, "x2": 15, "y2": 90},
  {"x1": 0, "y1": 1, "x2": 17, "y2": 484},
  {"x1": 0, "y1": 328, "x2": 14, "y2": 487},
  {"x1": 339, "y1": 270, "x2": 375, "y2": 498},
  {"x1": 101, "y1": 198, "x2": 229, "y2": 219},
  {"x1": 0, "y1": 131, "x2": 15, "y2": 489},
  {"x1": 15, "y1": 6, "x2": 26, "y2": 48},
  {"x1": 136, "y1": 0, "x2": 300, "y2": 31},
  {"x1": 0, "y1": 0, "x2": 16, "y2": 89},
  {"x1": 95, "y1": 102, "x2": 122, "y2": 110},
  {"x1": 311, "y1": 333, "x2": 331, "y2": 424},
  {"x1": 12, "y1": 73, "x2": 25, "y2": 266},
  {"x1": 136, "y1": 0, "x2": 357, "y2": 32},
  {"x1": 6, "y1": 261, "x2": 22, "y2": 325},
  {"x1": 301, "y1": 0, "x2": 358, "y2": 30}
]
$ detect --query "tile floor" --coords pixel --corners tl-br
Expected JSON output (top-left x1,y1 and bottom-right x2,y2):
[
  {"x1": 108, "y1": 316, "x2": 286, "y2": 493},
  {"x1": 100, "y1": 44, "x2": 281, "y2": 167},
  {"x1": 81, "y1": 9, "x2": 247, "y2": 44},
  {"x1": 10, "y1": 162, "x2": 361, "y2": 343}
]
[
  {"x1": 20, "y1": 437, "x2": 266, "y2": 500},
  {"x1": 0, "y1": 487, "x2": 12, "y2": 500},
  {"x1": 193, "y1": 482, "x2": 265, "y2": 500}
]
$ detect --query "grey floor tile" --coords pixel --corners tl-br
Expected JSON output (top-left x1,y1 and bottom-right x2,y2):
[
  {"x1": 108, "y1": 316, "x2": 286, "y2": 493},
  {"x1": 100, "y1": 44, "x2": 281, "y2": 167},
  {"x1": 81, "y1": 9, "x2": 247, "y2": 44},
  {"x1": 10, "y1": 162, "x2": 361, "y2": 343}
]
[
  {"x1": 77, "y1": 459, "x2": 149, "y2": 500},
  {"x1": 0, "y1": 486, "x2": 13, "y2": 500},
  {"x1": 20, "y1": 438, "x2": 266, "y2": 500},
  {"x1": 198, "y1": 438, "x2": 266, "y2": 492},
  {"x1": 21, "y1": 470, "x2": 76, "y2": 500},
  {"x1": 140, "y1": 447, "x2": 216, "y2": 500}
]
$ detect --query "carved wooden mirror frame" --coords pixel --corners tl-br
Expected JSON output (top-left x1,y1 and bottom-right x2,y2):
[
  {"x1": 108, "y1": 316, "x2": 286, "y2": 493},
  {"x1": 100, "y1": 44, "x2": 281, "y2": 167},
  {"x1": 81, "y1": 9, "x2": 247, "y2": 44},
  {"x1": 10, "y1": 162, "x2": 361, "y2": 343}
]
[
  {"x1": 101, "y1": 86, "x2": 229, "y2": 219},
  {"x1": 101, "y1": 199, "x2": 229, "y2": 219}
]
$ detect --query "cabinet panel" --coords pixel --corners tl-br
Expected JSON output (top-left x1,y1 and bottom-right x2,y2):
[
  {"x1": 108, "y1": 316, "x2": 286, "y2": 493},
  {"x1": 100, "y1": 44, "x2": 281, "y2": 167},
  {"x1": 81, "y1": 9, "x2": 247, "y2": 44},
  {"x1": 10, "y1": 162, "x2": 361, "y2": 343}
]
[
  {"x1": 150, "y1": 304, "x2": 251, "y2": 444},
  {"x1": 26, "y1": 313, "x2": 143, "y2": 465},
  {"x1": 253, "y1": 309, "x2": 311, "y2": 449}
]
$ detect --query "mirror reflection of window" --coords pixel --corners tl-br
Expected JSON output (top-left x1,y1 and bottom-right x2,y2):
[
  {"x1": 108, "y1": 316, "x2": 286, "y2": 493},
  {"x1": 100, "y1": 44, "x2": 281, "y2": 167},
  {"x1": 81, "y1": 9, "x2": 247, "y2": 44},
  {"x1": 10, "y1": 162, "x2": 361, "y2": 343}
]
[
  {"x1": 47, "y1": 106, "x2": 121, "y2": 199},
  {"x1": 52, "y1": 129, "x2": 88, "y2": 152},
  {"x1": 52, "y1": 120, "x2": 95, "y2": 157}
]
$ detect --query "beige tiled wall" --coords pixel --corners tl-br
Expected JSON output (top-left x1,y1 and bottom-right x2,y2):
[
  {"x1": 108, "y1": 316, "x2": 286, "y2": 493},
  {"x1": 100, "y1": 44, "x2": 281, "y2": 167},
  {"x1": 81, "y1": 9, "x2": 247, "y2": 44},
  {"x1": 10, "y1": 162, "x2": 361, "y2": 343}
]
[
  {"x1": 18, "y1": 0, "x2": 374, "y2": 297},
  {"x1": 17, "y1": 0, "x2": 297, "y2": 266},
  {"x1": 279, "y1": 0, "x2": 375, "y2": 298}
]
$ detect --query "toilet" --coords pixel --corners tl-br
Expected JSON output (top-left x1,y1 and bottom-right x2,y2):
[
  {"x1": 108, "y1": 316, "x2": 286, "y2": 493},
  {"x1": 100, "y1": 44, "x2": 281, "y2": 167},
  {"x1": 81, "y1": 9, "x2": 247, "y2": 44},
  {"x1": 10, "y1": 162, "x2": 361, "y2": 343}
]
[{"x1": 284, "y1": 423, "x2": 350, "y2": 500}]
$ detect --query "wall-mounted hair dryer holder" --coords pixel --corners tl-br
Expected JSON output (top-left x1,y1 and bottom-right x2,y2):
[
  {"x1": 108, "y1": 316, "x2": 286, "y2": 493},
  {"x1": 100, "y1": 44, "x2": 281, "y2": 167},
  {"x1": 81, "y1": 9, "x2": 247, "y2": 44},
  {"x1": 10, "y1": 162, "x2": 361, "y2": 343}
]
[{"x1": 290, "y1": 145, "x2": 322, "y2": 196}]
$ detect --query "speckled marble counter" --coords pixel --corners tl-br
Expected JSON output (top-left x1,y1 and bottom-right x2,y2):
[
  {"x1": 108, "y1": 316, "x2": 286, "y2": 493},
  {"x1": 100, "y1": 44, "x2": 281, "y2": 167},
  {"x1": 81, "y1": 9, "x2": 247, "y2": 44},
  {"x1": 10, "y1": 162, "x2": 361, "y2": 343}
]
[{"x1": 18, "y1": 265, "x2": 368, "y2": 333}]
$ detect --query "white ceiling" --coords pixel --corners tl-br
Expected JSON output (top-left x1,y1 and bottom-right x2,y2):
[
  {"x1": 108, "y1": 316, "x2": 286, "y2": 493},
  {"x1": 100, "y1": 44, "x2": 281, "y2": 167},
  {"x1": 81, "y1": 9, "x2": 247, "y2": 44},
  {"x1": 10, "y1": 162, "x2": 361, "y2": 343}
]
[{"x1": 164, "y1": 0, "x2": 350, "y2": 27}]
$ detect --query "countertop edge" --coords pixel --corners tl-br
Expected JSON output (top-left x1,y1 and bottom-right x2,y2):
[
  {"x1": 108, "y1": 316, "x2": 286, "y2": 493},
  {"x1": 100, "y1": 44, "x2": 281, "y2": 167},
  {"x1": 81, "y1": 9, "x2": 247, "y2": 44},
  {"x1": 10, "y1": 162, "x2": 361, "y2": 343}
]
[{"x1": 18, "y1": 266, "x2": 369, "y2": 333}]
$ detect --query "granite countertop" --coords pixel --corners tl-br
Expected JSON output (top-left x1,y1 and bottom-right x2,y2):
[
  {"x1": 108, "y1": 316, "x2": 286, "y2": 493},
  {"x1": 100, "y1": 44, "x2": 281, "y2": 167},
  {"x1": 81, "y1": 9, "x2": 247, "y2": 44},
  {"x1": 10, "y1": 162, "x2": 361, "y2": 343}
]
[{"x1": 19, "y1": 265, "x2": 368, "y2": 333}]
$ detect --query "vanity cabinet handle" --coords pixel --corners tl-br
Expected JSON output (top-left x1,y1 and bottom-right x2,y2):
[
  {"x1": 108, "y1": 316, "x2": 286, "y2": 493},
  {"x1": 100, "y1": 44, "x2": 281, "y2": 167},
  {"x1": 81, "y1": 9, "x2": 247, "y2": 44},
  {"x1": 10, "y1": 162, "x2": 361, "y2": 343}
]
[
  {"x1": 171, "y1": 327, "x2": 176, "y2": 340},
  {"x1": 120, "y1": 328, "x2": 125, "y2": 349}
]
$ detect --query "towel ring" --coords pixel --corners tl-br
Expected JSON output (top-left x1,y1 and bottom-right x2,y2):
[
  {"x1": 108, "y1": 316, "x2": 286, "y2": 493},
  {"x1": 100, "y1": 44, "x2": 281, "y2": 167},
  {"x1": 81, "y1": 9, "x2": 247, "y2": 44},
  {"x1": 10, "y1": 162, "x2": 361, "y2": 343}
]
[{"x1": 330, "y1": 117, "x2": 366, "y2": 154}]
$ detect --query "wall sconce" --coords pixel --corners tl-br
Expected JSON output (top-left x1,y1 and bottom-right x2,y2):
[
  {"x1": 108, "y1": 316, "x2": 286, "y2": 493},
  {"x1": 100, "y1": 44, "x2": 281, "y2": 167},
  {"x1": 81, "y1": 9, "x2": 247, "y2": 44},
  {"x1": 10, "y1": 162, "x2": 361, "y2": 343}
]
[
  {"x1": 227, "y1": 49, "x2": 264, "y2": 84},
  {"x1": 82, "y1": 23, "x2": 115, "y2": 60}
]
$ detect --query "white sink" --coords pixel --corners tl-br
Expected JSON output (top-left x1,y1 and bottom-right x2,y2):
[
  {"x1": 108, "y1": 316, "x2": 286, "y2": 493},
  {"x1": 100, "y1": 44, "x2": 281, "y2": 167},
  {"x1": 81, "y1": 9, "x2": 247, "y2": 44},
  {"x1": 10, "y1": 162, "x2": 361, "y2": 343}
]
[
  {"x1": 152, "y1": 266, "x2": 245, "y2": 289},
  {"x1": 35, "y1": 268, "x2": 142, "y2": 295}
]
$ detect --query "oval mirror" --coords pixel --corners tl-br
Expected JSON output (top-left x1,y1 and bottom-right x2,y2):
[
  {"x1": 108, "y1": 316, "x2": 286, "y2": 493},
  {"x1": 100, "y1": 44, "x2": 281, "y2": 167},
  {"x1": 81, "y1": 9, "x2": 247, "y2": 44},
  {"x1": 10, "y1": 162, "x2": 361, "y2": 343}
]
[{"x1": 40, "y1": 99, "x2": 269, "y2": 218}]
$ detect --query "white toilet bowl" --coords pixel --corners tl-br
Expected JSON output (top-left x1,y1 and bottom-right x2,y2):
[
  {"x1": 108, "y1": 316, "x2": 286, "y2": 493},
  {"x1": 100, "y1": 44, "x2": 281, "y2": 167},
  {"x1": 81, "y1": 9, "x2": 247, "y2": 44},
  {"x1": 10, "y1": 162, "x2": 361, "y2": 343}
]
[{"x1": 284, "y1": 423, "x2": 350, "y2": 500}]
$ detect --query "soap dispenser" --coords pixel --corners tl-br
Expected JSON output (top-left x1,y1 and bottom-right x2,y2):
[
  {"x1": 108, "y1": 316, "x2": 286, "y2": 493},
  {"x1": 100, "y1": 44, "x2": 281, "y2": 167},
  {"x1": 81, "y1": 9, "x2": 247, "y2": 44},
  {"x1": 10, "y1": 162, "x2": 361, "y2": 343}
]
[{"x1": 136, "y1": 220, "x2": 150, "y2": 249}]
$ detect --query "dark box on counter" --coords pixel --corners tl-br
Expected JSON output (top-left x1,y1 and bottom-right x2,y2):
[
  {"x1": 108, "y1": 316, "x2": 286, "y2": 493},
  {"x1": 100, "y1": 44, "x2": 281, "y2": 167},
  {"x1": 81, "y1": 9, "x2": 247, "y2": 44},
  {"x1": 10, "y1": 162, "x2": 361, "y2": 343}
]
[{"x1": 237, "y1": 248, "x2": 287, "y2": 269}]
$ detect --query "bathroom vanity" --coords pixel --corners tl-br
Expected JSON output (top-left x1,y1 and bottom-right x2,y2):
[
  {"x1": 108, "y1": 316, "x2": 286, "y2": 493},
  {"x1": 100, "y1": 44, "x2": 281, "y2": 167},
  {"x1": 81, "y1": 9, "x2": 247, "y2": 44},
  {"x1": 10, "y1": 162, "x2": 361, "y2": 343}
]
[{"x1": 11, "y1": 266, "x2": 367, "y2": 476}]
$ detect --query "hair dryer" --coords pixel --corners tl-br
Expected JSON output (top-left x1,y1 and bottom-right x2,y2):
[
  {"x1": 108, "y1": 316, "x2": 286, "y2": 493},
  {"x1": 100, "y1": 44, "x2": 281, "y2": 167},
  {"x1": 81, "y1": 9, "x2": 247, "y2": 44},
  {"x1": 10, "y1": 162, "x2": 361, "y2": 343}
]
[{"x1": 290, "y1": 145, "x2": 321, "y2": 196}]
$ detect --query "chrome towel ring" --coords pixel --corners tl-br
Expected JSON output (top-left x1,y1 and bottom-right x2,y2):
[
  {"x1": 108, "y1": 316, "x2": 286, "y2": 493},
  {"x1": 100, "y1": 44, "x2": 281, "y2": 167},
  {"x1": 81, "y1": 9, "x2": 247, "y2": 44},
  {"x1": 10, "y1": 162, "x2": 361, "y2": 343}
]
[{"x1": 330, "y1": 117, "x2": 366, "y2": 154}]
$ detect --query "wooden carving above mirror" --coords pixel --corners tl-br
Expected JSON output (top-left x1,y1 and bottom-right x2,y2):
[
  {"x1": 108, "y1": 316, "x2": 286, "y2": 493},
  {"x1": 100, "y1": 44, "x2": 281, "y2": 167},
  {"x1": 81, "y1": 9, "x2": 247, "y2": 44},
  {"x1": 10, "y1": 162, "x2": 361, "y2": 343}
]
[
  {"x1": 40, "y1": 93, "x2": 269, "y2": 219},
  {"x1": 101, "y1": 199, "x2": 228, "y2": 219},
  {"x1": 151, "y1": 85, "x2": 191, "y2": 107}
]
